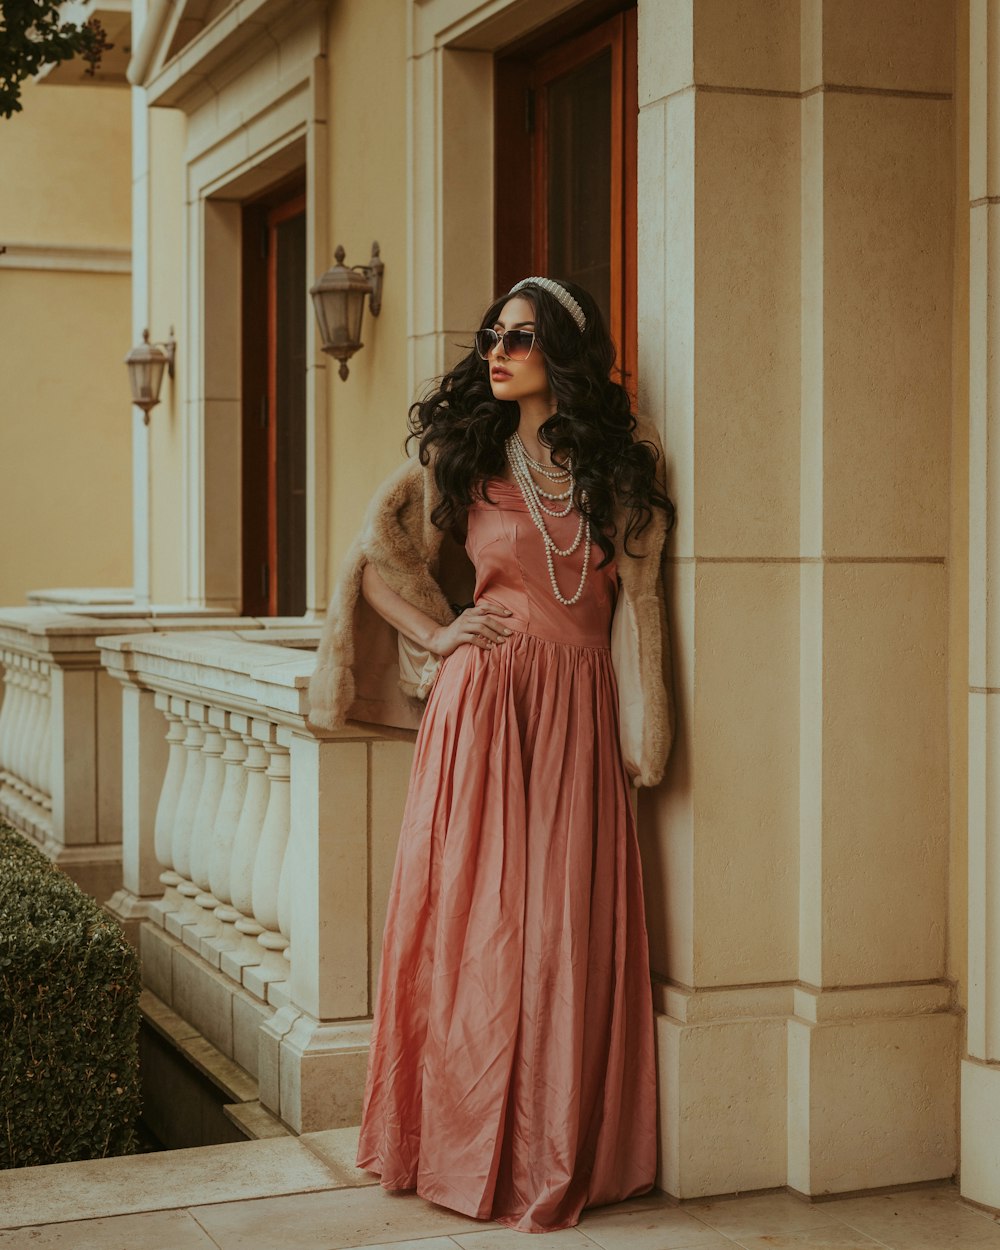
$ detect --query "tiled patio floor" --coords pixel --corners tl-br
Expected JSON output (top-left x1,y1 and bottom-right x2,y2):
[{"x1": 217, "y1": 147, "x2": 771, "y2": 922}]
[{"x1": 0, "y1": 1128, "x2": 994, "y2": 1250}]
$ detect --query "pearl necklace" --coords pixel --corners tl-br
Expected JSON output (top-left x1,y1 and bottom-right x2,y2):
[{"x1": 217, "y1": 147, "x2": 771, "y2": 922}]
[{"x1": 505, "y1": 432, "x2": 591, "y2": 605}]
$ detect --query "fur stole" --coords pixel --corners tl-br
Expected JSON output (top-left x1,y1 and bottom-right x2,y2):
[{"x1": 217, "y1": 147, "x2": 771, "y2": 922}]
[{"x1": 308, "y1": 415, "x2": 675, "y2": 787}]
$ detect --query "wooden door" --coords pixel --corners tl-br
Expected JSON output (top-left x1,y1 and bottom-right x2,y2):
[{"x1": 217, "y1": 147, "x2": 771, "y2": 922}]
[
  {"x1": 495, "y1": 7, "x2": 637, "y2": 399},
  {"x1": 241, "y1": 185, "x2": 307, "y2": 617}
]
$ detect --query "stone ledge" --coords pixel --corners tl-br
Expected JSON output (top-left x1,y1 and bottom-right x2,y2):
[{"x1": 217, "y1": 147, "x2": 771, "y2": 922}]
[
  {"x1": 0, "y1": 1135, "x2": 346, "y2": 1230},
  {"x1": 223, "y1": 1099, "x2": 292, "y2": 1141},
  {"x1": 141, "y1": 988, "x2": 258, "y2": 1104}
]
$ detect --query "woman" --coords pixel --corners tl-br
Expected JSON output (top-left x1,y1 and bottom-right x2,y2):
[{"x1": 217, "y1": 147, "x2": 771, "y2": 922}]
[{"x1": 317, "y1": 277, "x2": 675, "y2": 1233}]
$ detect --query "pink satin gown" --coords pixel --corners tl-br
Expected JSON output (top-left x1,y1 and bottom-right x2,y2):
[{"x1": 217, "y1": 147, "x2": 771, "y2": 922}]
[{"x1": 355, "y1": 474, "x2": 657, "y2": 1233}]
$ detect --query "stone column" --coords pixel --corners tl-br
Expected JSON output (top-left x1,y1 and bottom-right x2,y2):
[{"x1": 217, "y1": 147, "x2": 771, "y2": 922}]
[
  {"x1": 963, "y1": 0, "x2": 1000, "y2": 1212},
  {"x1": 104, "y1": 680, "x2": 170, "y2": 947},
  {"x1": 638, "y1": 0, "x2": 958, "y2": 1198},
  {"x1": 0, "y1": 611, "x2": 142, "y2": 905},
  {"x1": 260, "y1": 730, "x2": 413, "y2": 1133},
  {"x1": 791, "y1": 0, "x2": 958, "y2": 1198}
]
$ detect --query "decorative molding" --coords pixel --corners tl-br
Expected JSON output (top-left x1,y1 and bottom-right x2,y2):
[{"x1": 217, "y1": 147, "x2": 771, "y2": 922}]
[
  {"x1": 136, "y1": 0, "x2": 315, "y2": 109},
  {"x1": 161, "y1": 7, "x2": 328, "y2": 613},
  {"x1": 0, "y1": 242, "x2": 131, "y2": 274},
  {"x1": 406, "y1": 0, "x2": 594, "y2": 390}
]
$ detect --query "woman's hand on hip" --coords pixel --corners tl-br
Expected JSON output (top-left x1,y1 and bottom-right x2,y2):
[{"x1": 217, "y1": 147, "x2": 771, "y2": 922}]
[{"x1": 430, "y1": 599, "x2": 514, "y2": 657}]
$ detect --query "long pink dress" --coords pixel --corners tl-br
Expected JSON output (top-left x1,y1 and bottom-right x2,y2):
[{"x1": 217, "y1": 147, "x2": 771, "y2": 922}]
[{"x1": 355, "y1": 474, "x2": 657, "y2": 1233}]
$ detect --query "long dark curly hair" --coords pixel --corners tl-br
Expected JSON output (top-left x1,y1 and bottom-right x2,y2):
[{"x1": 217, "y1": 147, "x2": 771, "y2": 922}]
[{"x1": 404, "y1": 278, "x2": 676, "y2": 570}]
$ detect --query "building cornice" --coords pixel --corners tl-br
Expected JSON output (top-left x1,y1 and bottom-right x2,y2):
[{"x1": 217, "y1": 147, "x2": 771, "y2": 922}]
[
  {"x1": 0, "y1": 243, "x2": 131, "y2": 274},
  {"x1": 129, "y1": 0, "x2": 320, "y2": 111}
]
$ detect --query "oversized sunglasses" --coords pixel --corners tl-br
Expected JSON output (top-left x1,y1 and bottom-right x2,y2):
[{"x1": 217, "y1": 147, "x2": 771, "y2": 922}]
[{"x1": 474, "y1": 328, "x2": 536, "y2": 361}]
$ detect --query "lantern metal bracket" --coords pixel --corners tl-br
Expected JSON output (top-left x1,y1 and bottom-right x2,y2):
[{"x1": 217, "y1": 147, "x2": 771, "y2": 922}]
[
  {"x1": 336, "y1": 241, "x2": 383, "y2": 317},
  {"x1": 361, "y1": 242, "x2": 383, "y2": 317},
  {"x1": 124, "y1": 326, "x2": 177, "y2": 424},
  {"x1": 310, "y1": 242, "x2": 385, "y2": 381},
  {"x1": 138, "y1": 326, "x2": 177, "y2": 377},
  {"x1": 160, "y1": 326, "x2": 177, "y2": 379}
]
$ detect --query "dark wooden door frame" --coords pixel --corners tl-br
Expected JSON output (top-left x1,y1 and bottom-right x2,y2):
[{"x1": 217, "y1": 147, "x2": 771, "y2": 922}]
[
  {"x1": 240, "y1": 176, "x2": 306, "y2": 617},
  {"x1": 265, "y1": 192, "x2": 306, "y2": 618},
  {"x1": 495, "y1": 5, "x2": 638, "y2": 400}
]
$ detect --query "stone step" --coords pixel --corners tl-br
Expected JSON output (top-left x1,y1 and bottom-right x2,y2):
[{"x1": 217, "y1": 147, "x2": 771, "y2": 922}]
[
  {"x1": 223, "y1": 1099, "x2": 291, "y2": 1140},
  {"x1": 0, "y1": 1135, "x2": 355, "y2": 1230}
]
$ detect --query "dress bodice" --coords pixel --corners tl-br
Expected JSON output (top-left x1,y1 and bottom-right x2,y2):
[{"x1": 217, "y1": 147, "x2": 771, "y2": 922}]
[{"x1": 465, "y1": 476, "x2": 618, "y2": 649}]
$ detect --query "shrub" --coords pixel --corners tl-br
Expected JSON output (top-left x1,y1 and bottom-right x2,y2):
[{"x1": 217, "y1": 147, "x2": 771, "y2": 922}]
[{"x1": 0, "y1": 822, "x2": 141, "y2": 1167}]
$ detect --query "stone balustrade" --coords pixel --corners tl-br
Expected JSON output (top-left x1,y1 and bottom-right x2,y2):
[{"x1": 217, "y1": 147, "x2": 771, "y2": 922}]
[
  {"x1": 99, "y1": 629, "x2": 416, "y2": 1134},
  {"x1": 0, "y1": 644, "x2": 52, "y2": 840},
  {"x1": 0, "y1": 607, "x2": 161, "y2": 902},
  {"x1": 0, "y1": 602, "x2": 313, "y2": 905}
]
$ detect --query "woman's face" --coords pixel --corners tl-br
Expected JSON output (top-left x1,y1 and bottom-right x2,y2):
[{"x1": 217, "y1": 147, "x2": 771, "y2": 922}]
[{"x1": 484, "y1": 296, "x2": 553, "y2": 408}]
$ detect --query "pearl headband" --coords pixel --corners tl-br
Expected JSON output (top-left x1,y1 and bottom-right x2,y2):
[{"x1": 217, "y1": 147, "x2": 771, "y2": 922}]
[{"x1": 507, "y1": 276, "x2": 587, "y2": 333}]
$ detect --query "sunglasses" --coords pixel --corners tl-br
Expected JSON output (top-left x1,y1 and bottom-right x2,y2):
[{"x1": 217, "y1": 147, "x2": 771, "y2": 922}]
[{"x1": 474, "y1": 328, "x2": 536, "y2": 361}]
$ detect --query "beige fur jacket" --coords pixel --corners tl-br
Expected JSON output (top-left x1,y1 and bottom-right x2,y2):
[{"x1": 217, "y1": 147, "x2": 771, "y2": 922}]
[{"x1": 307, "y1": 415, "x2": 675, "y2": 788}]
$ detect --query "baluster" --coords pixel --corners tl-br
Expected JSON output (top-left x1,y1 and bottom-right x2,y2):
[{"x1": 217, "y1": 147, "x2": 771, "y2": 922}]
[
  {"x1": 0, "y1": 659, "x2": 23, "y2": 786},
  {"x1": 0, "y1": 651, "x2": 15, "y2": 775},
  {"x1": 253, "y1": 742, "x2": 291, "y2": 953},
  {"x1": 7, "y1": 660, "x2": 29, "y2": 785},
  {"x1": 12, "y1": 665, "x2": 40, "y2": 789},
  {"x1": 154, "y1": 704, "x2": 189, "y2": 886},
  {"x1": 1, "y1": 658, "x2": 27, "y2": 780},
  {"x1": 171, "y1": 705, "x2": 206, "y2": 886},
  {"x1": 231, "y1": 734, "x2": 271, "y2": 935},
  {"x1": 26, "y1": 665, "x2": 51, "y2": 801},
  {"x1": 276, "y1": 808, "x2": 298, "y2": 963},
  {"x1": 191, "y1": 717, "x2": 227, "y2": 904},
  {"x1": 18, "y1": 666, "x2": 38, "y2": 795},
  {"x1": 39, "y1": 667, "x2": 52, "y2": 806},
  {"x1": 210, "y1": 725, "x2": 248, "y2": 910}
]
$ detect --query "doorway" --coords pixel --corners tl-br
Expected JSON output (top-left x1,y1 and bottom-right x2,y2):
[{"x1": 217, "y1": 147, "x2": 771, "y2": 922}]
[
  {"x1": 495, "y1": 6, "x2": 637, "y2": 397},
  {"x1": 241, "y1": 181, "x2": 307, "y2": 617}
]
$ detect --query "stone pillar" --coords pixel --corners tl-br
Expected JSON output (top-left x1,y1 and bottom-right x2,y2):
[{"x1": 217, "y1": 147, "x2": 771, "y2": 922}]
[
  {"x1": 260, "y1": 732, "x2": 411, "y2": 1133},
  {"x1": 0, "y1": 612, "x2": 139, "y2": 905},
  {"x1": 791, "y1": 0, "x2": 958, "y2": 1197},
  {"x1": 638, "y1": 0, "x2": 958, "y2": 1198},
  {"x1": 963, "y1": 0, "x2": 1000, "y2": 1212},
  {"x1": 104, "y1": 681, "x2": 170, "y2": 946}
]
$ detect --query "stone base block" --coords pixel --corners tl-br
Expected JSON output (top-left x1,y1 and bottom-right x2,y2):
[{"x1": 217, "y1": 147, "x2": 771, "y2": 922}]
[
  {"x1": 140, "y1": 920, "x2": 178, "y2": 1002},
  {"x1": 259, "y1": 1010, "x2": 371, "y2": 1134},
  {"x1": 103, "y1": 887, "x2": 157, "y2": 950},
  {"x1": 655, "y1": 1009, "x2": 788, "y2": 1198},
  {"x1": 960, "y1": 1059, "x2": 1000, "y2": 1210},
  {"x1": 788, "y1": 1009, "x2": 959, "y2": 1195},
  {"x1": 137, "y1": 919, "x2": 280, "y2": 1075},
  {"x1": 172, "y1": 942, "x2": 239, "y2": 1056}
]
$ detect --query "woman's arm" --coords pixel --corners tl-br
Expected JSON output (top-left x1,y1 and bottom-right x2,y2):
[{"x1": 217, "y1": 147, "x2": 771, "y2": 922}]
[
  {"x1": 361, "y1": 561, "x2": 513, "y2": 658},
  {"x1": 361, "y1": 562, "x2": 441, "y2": 651}
]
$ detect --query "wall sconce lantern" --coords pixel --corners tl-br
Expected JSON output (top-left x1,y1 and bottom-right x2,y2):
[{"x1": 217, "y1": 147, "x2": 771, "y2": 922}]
[
  {"x1": 310, "y1": 242, "x2": 383, "y2": 380},
  {"x1": 125, "y1": 327, "x2": 176, "y2": 424}
]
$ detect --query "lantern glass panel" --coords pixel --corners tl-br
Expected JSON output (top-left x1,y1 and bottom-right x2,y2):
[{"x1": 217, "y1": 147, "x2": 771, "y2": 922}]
[
  {"x1": 310, "y1": 287, "x2": 333, "y2": 345},
  {"x1": 345, "y1": 287, "x2": 366, "y2": 344},
  {"x1": 315, "y1": 287, "x2": 366, "y2": 352},
  {"x1": 130, "y1": 357, "x2": 165, "y2": 405}
]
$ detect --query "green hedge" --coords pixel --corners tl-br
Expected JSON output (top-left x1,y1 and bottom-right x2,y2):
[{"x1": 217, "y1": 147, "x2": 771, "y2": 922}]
[{"x1": 0, "y1": 823, "x2": 142, "y2": 1168}]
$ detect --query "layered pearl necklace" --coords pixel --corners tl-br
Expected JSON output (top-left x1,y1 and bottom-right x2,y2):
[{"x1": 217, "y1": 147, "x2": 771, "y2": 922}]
[{"x1": 504, "y1": 431, "x2": 591, "y2": 605}]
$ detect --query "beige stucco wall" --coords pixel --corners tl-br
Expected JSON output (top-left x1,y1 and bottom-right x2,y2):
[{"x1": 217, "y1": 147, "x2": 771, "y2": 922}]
[
  {"x1": 147, "y1": 105, "x2": 188, "y2": 606},
  {"x1": 950, "y1": 0, "x2": 970, "y2": 1017},
  {"x1": 112, "y1": 0, "x2": 976, "y2": 1200},
  {"x1": 0, "y1": 78, "x2": 132, "y2": 604},
  {"x1": 324, "y1": 0, "x2": 412, "y2": 587}
]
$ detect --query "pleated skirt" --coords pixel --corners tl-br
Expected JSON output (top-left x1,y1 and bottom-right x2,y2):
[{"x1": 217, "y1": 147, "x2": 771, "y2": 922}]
[{"x1": 355, "y1": 626, "x2": 658, "y2": 1233}]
